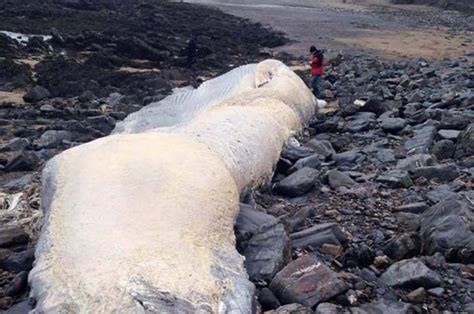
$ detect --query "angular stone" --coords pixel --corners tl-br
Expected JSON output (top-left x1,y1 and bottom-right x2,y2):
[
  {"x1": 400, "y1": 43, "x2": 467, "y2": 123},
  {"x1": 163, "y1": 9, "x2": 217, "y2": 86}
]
[
  {"x1": 345, "y1": 112, "x2": 376, "y2": 133},
  {"x1": 305, "y1": 139, "x2": 335, "y2": 158},
  {"x1": 3, "y1": 300, "x2": 32, "y2": 314},
  {"x1": 406, "y1": 287, "x2": 426, "y2": 303},
  {"x1": 380, "y1": 258, "x2": 442, "y2": 288},
  {"x1": 394, "y1": 202, "x2": 428, "y2": 214},
  {"x1": 291, "y1": 223, "x2": 347, "y2": 249},
  {"x1": 438, "y1": 129, "x2": 460, "y2": 140},
  {"x1": 410, "y1": 164, "x2": 460, "y2": 182},
  {"x1": 380, "y1": 117, "x2": 406, "y2": 133},
  {"x1": 288, "y1": 154, "x2": 321, "y2": 174},
  {"x1": 274, "y1": 303, "x2": 312, "y2": 314},
  {"x1": 332, "y1": 150, "x2": 365, "y2": 166},
  {"x1": 420, "y1": 194, "x2": 474, "y2": 263},
  {"x1": 4, "y1": 151, "x2": 39, "y2": 172},
  {"x1": 35, "y1": 130, "x2": 72, "y2": 149},
  {"x1": 274, "y1": 167, "x2": 319, "y2": 197},
  {"x1": 281, "y1": 143, "x2": 315, "y2": 162},
  {"x1": 315, "y1": 303, "x2": 340, "y2": 313},
  {"x1": 5, "y1": 271, "x2": 28, "y2": 296},
  {"x1": 376, "y1": 149, "x2": 396, "y2": 163},
  {"x1": 270, "y1": 255, "x2": 348, "y2": 307},
  {"x1": 244, "y1": 223, "x2": 291, "y2": 283},
  {"x1": 327, "y1": 170, "x2": 356, "y2": 188},
  {"x1": 383, "y1": 232, "x2": 421, "y2": 261},
  {"x1": 376, "y1": 170, "x2": 413, "y2": 188},
  {"x1": 455, "y1": 123, "x2": 474, "y2": 158},
  {"x1": 234, "y1": 203, "x2": 277, "y2": 247},
  {"x1": 258, "y1": 288, "x2": 280, "y2": 311},
  {"x1": 0, "y1": 138, "x2": 30, "y2": 152},
  {"x1": 23, "y1": 85, "x2": 51, "y2": 102},
  {"x1": 395, "y1": 212, "x2": 420, "y2": 232},
  {"x1": 427, "y1": 287, "x2": 444, "y2": 297},
  {"x1": 349, "y1": 299, "x2": 412, "y2": 314},
  {"x1": 0, "y1": 248, "x2": 35, "y2": 272},
  {"x1": 0, "y1": 226, "x2": 29, "y2": 248},
  {"x1": 396, "y1": 154, "x2": 434, "y2": 170},
  {"x1": 431, "y1": 140, "x2": 454, "y2": 160},
  {"x1": 405, "y1": 125, "x2": 436, "y2": 154}
]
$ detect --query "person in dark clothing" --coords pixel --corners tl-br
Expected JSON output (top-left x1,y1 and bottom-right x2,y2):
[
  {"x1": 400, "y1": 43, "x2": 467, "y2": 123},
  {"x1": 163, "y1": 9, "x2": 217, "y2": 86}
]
[
  {"x1": 186, "y1": 36, "x2": 197, "y2": 68},
  {"x1": 309, "y1": 45, "x2": 324, "y2": 98}
]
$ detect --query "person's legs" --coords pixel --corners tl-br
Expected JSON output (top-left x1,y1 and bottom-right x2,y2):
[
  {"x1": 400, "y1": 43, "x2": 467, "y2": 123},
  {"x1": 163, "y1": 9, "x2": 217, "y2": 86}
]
[{"x1": 311, "y1": 75, "x2": 321, "y2": 98}]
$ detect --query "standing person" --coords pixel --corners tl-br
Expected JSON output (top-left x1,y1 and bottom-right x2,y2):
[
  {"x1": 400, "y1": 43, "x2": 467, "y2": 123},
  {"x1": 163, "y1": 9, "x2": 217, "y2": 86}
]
[
  {"x1": 186, "y1": 35, "x2": 197, "y2": 68},
  {"x1": 309, "y1": 45, "x2": 324, "y2": 98}
]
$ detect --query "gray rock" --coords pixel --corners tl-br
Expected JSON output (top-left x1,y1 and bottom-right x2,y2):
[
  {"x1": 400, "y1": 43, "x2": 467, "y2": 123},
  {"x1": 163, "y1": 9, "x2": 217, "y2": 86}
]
[
  {"x1": 380, "y1": 117, "x2": 406, "y2": 133},
  {"x1": 425, "y1": 184, "x2": 458, "y2": 203},
  {"x1": 395, "y1": 212, "x2": 420, "y2": 232},
  {"x1": 0, "y1": 226, "x2": 29, "y2": 248},
  {"x1": 315, "y1": 303, "x2": 340, "y2": 314},
  {"x1": 291, "y1": 223, "x2": 347, "y2": 249},
  {"x1": 244, "y1": 223, "x2": 291, "y2": 283},
  {"x1": 3, "y1": 300, "x2": 32, "y2": 314},
  {"x1": 2, "y1": 174, "x2": 33, "y2": 191},
  {"x1": 274, "y1": 167, "x2": 319, "y2": 197},
  {"x1": 270, "y1": 254, "x2": 348, "y2": 307},
  {"x1": 305, "y1": 139, "x2": 335, "y2": 158},
  {"x1": 234, "y1": 203, "x2": 277, "y2": 246},
  {"x1": 332, "y1": 150, "x2": 365, "y2": 166},
  {"x1": 0, "y1": 248, "x2": 35, "y2": 272},
  {"x1": 410, "y1": 164, "x2": 460, "y2": 182},
  {"x1": 35, "y1": 130, "x2": 72, "y2": 148},
  {"x1": 23, "y1": 85, "x2": 51, "y2": 102},
  {"x1": 455, "y1": 123, "x2": 474, "y2": 158},
  {"x1": 327, "y1": 170, "x2": 356, "y2": 188},
  {"x1": 383, "y1": 232, "x2": 421, "y2": 261},
  {"x1": 405, "y1": 125, "x2": 436, "y2": 154},
  {"x1": 376, "y1": 149, "x2": 396, "y2": 163},
  {"x1": 438, "y1": 129, "x2": 460, "y2": 140},
  {"x1": 431, "y1": 140, "x2": 454, "y2": 160},
  {"x1": 281, "y1": 143, "x2": 315, "y2": 162},
  {"x1": 345, "y1": 112, "x2": 376, "y2": 133},
  {"x1": 4, "y1": 151, "x2": 38, "y2": 172},
  {"x1": 5, "y1": 271, "x2": 28, "y2": 296},
  {"x1": 376, "y1": 170, "x2": 413, "y2": 188},
  {"x1": 274, "y1": 303, "x2": 313, "y2": 314},
  {"x1": 394, "y1": 202, "x2": 428, "y2": 214},
  {"x1": 427, "y1": 287, "x2": 444, "y2": 297},
  {"x1": 396, "y1": 154, "x2": 434, "y2": 170},
  {"x1": 0, "y1": 138, "x2": 29, "y2": 152},
  {"x1": 288, "y1": 154, "x2": 321, "y2": 174},
  {"x1": 380, "y1": 258, "x2": 442, "y2": 288},
  {"x1": 258, "y1": 288, "x2": 280, "y2": 311},
  {"x1": 349, "y1": 299, "x2": 412, "y2": 314},
  {"x1": 420, "y1": 194, "x2": 474, "y2": 262}
]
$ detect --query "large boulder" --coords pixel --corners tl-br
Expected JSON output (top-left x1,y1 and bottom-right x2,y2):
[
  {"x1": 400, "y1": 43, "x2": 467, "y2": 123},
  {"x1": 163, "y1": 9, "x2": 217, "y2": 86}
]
[{"x1": 420, "y1": 194, "x2": 474, "y2": 262}]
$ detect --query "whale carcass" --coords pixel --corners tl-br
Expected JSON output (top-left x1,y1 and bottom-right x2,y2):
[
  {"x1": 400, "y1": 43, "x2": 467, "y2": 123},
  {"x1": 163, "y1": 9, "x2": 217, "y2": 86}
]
[{"x1": 29, "y1": 60, "x2": 319, "y2": 313}]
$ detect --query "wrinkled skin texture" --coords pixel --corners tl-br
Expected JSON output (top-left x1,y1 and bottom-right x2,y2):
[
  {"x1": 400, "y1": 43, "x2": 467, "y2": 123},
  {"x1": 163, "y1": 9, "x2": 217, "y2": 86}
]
[{"x1": 30, "y1": 60, "x2": 317, "y2": 313}]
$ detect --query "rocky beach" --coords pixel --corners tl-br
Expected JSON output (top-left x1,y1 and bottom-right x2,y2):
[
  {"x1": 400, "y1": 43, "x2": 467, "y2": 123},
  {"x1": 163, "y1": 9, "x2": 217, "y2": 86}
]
[{"x1": 0, "y1": 0, "x2": 473, "y2": 312}]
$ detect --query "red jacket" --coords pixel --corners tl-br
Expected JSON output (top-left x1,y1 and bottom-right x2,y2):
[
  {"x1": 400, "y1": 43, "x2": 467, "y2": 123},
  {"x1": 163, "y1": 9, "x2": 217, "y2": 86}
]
[{"x1": 311, "y1": 54, "x2": 324, "y2": 76}]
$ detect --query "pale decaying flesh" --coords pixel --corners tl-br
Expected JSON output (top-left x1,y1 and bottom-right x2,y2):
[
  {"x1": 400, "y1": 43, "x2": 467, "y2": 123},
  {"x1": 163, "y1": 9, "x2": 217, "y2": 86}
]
[{"x1": 29, "y1": 60, "x2": 318, "y2": 313}]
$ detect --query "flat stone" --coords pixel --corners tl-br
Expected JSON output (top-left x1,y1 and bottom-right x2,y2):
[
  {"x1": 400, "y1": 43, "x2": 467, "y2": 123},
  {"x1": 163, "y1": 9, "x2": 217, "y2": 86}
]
[
  {"x1": 396, "y1": 154, "x2": 434, "y2": 170},
  {"x1": 4, "y1": 151, "x2": 38, "y2": 172},
  {"x1": 281, "y1": 143, "x2": 315, "y2": 162},
  {"x1": 406, "y1": 287, "x2": 426, "y2": 303},
  {"x1": 274, "y1": 303, "x2": 313, "y2": 314},
  {"x1": 383, "y1": 233, "x2": 421, "y2": 261},
  {"x1": 380, "y1": 117, "x2": 406, "y2": 133},
  {"x1": 0, "y1": 138, "x2": 30, "y2": 152},
  {"x1": 274, "y1": 167, "x2": 320, "y2": 197},
  {"x1": 410, "y1": 164, "x2": 460, "y2": 182},
  {"x1": 315, "y1": 303, "x2": 340, "y2": 313},
  {"x1": 290, "y1": 223, "x2": 347, "y2": 249},
  {"x1": 5, "y1": 271, "x2": 28, "y2": 296},
  {"x1": 344, "y1": 112, "x2": 376, "y2": 133},
  {"x1": 269, "y1": 254, "x2": 348, "y2": 307},
  {"x1": 376, "y1": 149, "x2": 396, "y2": 163},
  {"x1": 394, "y1": 202, "x2": 428, "y2": 214},
  {"x1": 234, "y1": 203, "x2": 277, "y2": 245},
  {"x1": 380, "y1": 258, "x2": 442, "y2": 288},
  {"x1": 332, "y1": 150, "x2": 365, "y2": 166},
  {"x1": 349, "y1": 299, "x2": 412, "y2": 314},
  {"x1": 376, "y1": 170, "x2": 413, "y2": 188},
  {"x1": 288, "y1": 154, "x2": 322, "y2": 174},
  {"x1": 438, "y1": 129, "x2": 460, "y2": 140},
  {"x1": 427, "y1": 287, "x2": 444, "y2": 297},
  {"x1": 327, "y1": 170, "x2": 356, "y2": 188},
  {"x1": 405, "y1": 125, "x2": 436, "y2": 154},
  {"x1": 35, "y1": 130, "x2": 72, "y2": 148},
  {"x1": 244, "y1": 223, "x2": 291, "y2": 283},
  {"x1": 305, "y1": 139, "x2": 335, "y2": 158},
  {"x1": 420, "y1": 194, "x2": 474, "y2": 263}
]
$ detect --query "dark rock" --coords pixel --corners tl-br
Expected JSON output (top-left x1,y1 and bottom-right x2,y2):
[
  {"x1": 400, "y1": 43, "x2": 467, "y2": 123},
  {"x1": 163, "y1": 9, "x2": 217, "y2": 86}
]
[
  {"x1": 425, "y1": 184, "x2": 458, "y2": 203},
  {"x1": 0, "y1": 138, "x2": 30, "y2": 152},
  {"x1": 273, "y1": 167, "x2": 319, "y2": 197},
  {"x1": 380, "y1": 258, "x2": 442, "y2": 288},
  {"x1": 396, "y1": 154, "x2": 434, "y2": 170},
  {"x1": 427, "y1": 287, "x2": 444, "y2": 297},
  {"x1": 244, "y1": 223, "x2": 291, "y2": 283},
  {"x1": 281, "y1": 143, "x2": 315, "y2": 162},
  {"x1": 35, "y1": 130, "x2": 72, "y2": 148},
  {"x1": 455, "y1": 123, "x2": 474, "y2": 158},
  {"x1": 383, "y1": 232, "x2": 421, "y2": 261},
  {"x1": 349, "y1": 299, "x2": 412, "y2": 313},
  {"x1": 375, "y1": 149, "x2": 396, "y2": 163},
  {"x1": 405, "y1": 124, "x2": 436, "y2": 154},
  {"x1": 85, "y1": 115, "x2": 115, "y2": 133},
  {"x1": 0, "y1": 248, "x2": 35, "y2": 272},
  {"x1": 2, "y1": 174, "x2": 33, "y2": 191},
  {"x1": 258, "y1": 288, "x2": 281, "y2": 311},
  {"x1": 332, "y1": 150, "x2": 365, "y2": 167},
  {"x1": 4, "y1": 151, "x2": 39, "y2": 172},
  {"x1": 360, "y1": 98, "x2": 387, "y2": 116},
  {"x1": 305, "y1": 139, "x2": 335, "y2": 158},
  {"x1": 23, "y1": 85, "x2": 51, "y2": 102},
  {"x1": 290, "y1": 223, "x2": 347, "y2": 249},
  {"x1": 420, "y1": 194, "x2": 474, "y2": 263},
  {"x1": 395, "y1": 212, "x2": 420, "y2": 232},
  {"x1": 394, "y1": 202, "x2": 428, "y2": 214},
  {"x1": 327, "y1": 170, "x2": 356, "y2": 188},
  {"x1": 288, "y1": 154, "x2": 321, "y2": 174},
  {"x1": 234, "y1": 203, "x2": 277, "y2": 248},
  {"x1": 5, "y1": 271, "x2": 28, "y2": 296},
  {"x1": 269, "y1": 254, "x2": 348, "y2": 307},
  {"x1": 410, "y1": 164, "x2": 460, "y2": 182},
  {"x1": 3, "y1": 300, "x2": 33, "y2": 313},
  {"x1": 380, "y1": 117, "x2": 406, "y2": 133},
  {"x1": 376, "y1": 170, "x2": 413, "y2": 188},
  {"x1": 315, "y1": 303, "x2": 340, "y2": 313},
  {"x1": 0, "y1": 226, "x2": 29, "y2": 248},
  {"x1": 357, "y1": 244, "x2": 375, "y2": 266},
  {"x1": 431, "y1": 139, "x2": 454, "y2": 160},
  {"x1": 274, "y1": 303, "x2": 312, "y2": 314},
  {"x1": 279, "y1": 207, "x2": 312, "y2": 233},
  {"x1": 345, "y1": 112, "x2": 376, "y2": 133}
]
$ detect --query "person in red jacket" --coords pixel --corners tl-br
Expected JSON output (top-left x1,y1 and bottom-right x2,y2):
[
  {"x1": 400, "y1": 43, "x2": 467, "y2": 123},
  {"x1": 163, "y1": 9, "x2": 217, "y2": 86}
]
[{"x1": 310, "y1": 45, "x2": 324, "y2": 98}]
